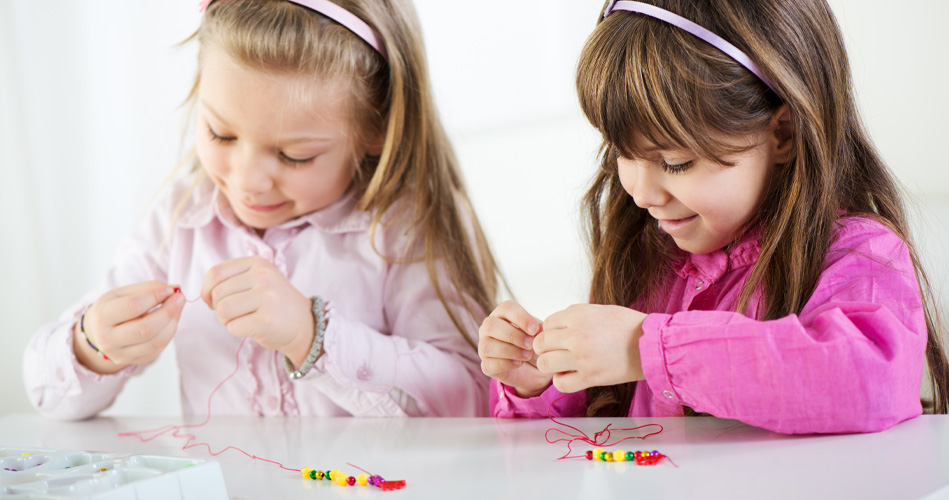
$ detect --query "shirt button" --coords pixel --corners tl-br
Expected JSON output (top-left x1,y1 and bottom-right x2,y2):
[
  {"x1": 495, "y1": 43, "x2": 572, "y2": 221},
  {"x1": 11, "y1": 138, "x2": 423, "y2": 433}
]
[
  {"x1": 663, "y1": 390, "x2": 675, "y2": 399},
  {"x1": 694, "y1": 280, "x2": 705, "y2": 290},
  {"x1": 357, "y1": 365, "x2": 373, "y2": 381}
]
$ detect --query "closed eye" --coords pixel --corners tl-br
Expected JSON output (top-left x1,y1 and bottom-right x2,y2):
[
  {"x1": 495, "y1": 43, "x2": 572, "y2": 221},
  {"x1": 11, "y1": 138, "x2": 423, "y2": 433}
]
[
  {"x1": 207, "y1": 125, "x2": 235, "y2": 143},
  {"x1": 279, "y1": 152, "x2": 317, "y2": 167},
  {"x1": 660, "y1": 160, "x2": 693, "y2": 174}
]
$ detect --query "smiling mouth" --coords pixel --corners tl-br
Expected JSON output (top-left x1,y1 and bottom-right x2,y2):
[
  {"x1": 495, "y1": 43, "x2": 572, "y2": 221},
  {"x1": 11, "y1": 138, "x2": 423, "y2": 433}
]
[
  {"x1": 242, "y1": 200, "x2": 288, "y2": 213},
  {"x1": 658, "y1": 214, "x2": 697, "y2": 233}
]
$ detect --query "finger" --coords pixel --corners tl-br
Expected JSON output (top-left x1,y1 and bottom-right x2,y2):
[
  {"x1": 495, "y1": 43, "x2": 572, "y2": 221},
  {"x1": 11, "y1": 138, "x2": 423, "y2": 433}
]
[
  {"x1": 98, "y1": 283, "x2": 175, "y2": 325},
  {"x1": 531, "y1": 326, "x2": 574, "y2": 355},
  {"x1": 206, "y1": 269, "x2": 256, "y2": 310},
  {"x1": 480, "y1": 357, "x2": 524, "y2": 378},
  {"x1": 214, "y1": 292, "x2": 259, "y2": 335},
  {"x1": 542, "y1": 306, "x2": 579, "y2": 331},
  {"x1": 478, "y1": 336, "x2": 533, "y2": 362},
  {"x1": 107, "y1": 293, "x2": 186, "y2": 350},
  {"x1": 480, "y1": 316, "x2": 536, "y2": 351},
  {"x1": 535, "y1": 349, "x2": 575, "y2": 375},
  {"x1": 551, "y1": 371, "x2": 588, "y2": 394},
  {"x1": 112, "y1": 301, "x2": 183, "y2": 365},
  {"x1": 492, "y1": 300, "x2": 542, "y2": 336},
  {"x1": 201, "y1": 257, "x2": 257, "y2": 307}
]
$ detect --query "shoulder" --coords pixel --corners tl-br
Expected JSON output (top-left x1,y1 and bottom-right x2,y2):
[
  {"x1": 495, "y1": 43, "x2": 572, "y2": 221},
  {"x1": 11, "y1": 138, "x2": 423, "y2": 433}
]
[{"x1": 826, "y1": 214, "x2": 911, "y2": 268}]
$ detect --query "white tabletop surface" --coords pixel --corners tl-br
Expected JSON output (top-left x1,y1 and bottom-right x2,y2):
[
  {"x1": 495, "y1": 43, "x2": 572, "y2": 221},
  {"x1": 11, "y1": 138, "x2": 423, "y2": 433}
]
[{"x1": 1, "y1": 413, "x2": 948, "y2": 499}]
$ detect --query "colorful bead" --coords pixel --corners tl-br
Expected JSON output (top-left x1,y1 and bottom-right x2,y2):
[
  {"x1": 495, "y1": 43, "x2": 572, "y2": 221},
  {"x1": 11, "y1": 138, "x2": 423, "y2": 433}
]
[
  {"x1": 347, "y1": 476, "x2": 356, "y2": 486},
  {"x1": 300, "y1": 467, "x2": 313, "y2": 479},
  {"x1": 357, "y1": 474, "x2": 369, "y2": 486},
  {"x1": 586, "y1": 449, "x2": 666, "y2": 466}
]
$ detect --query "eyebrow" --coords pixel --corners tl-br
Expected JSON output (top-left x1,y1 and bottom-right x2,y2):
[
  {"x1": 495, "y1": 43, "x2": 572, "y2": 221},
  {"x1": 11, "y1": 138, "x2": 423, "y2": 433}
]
[{"x1": 200, "y1": 100, "x2": 336, "y2": 145}]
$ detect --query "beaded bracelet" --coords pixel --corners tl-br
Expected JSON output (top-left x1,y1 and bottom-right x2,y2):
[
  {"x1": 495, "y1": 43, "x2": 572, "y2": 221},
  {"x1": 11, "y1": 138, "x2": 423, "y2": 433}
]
[
  {"x1": 284, "y1": 296, "x2": 326, "y2": 380},
  {"x1": 79, "y1": 305, "x2": 110, "y2": 361},
  {"x1": 587, "y1": 448, "x2": 666, "y2": 465},
  {"x1": 299, "y1": 468, "x2": 406, "y2": 490}
]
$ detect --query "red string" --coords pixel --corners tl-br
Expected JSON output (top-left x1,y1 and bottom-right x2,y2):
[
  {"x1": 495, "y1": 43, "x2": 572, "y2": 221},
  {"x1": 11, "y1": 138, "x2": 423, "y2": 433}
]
[
  {"x1": 544, "y1": 393, "x2": 665, "y2": 460},
  {"x1": 118, "y1": 337, "x2": 303, "y2": 471}
]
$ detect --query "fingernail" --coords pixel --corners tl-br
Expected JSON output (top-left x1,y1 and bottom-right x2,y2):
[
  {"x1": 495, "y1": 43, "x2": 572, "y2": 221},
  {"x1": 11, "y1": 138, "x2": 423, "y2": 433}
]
[
  {"x1": 526, "y1": 321, "x2": 538, "y2": 335},
  {"x1": 523, "y1": 336, "x2": 533, "y2": 349},
  {"x1": 522, "y1": 349, "x2": 533, "y2": 359},
  {"x1": 512, "y1": 360, "x2": 523, "y2": 367}
]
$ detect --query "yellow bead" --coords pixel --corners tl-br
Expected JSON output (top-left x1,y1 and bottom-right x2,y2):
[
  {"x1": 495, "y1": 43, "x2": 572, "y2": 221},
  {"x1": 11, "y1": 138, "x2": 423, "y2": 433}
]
[
  {"x1": 593, "y1": 448, "x2": 604, "y2": 461},
  {"x1": 335, "y1": 474, "x2": 349, "y2": 486},
  {"x1": 614, "y1": 450, "x2": 626, "y2": 462},
  {"x1": 330, "y1": 469, "x2": 341, "y2": 480},
  {"x1": 357, "y1": 474, "x2": 369, "y2": 486},
  {"x1": 604, "y1": 453, "x2": 614, "y2": 462},
  {"x1": 643, "y1": 451, "x2": 650, "y2": 457},
  {"x1": 301, "y1": 467, "x2": 313, "y2": 479}
]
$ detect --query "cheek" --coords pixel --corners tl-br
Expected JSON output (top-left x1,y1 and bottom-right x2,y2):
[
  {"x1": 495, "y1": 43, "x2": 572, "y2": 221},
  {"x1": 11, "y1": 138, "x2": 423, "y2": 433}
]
[{"x1": 617, "y1": 165, "x2": 636, "y2": 197}]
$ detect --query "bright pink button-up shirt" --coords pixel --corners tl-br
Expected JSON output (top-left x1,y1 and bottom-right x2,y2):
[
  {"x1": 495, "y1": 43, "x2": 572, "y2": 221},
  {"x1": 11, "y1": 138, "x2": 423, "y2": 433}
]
[
  {"x1": 492, "y1": 216, "x2": 927, "y2": 434},
  {"x1": 25, "y1": 176, "x2": 488, "y2": 419}
]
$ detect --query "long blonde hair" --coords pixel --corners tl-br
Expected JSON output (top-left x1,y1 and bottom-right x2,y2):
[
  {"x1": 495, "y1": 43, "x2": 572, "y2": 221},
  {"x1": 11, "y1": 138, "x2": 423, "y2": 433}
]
[
  {"x1": 180, "y1": 0, "x2": 499, "y2": 346},
  {"x1": 578, "y1": 0, "x2": 948, "y2": 416}
]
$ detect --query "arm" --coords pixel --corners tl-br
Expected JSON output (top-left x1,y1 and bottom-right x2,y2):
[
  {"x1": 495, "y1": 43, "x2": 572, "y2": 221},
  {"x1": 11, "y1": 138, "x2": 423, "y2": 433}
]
[
  {"x1": 299, "y1": 256, "x2": 490, "y2": 417},
  {"x1": 640, "y1": 220, "x2": 926, "y2": 433},
  {"x1": 23, "y1": 178, "x2": 192, "y2": 420}
]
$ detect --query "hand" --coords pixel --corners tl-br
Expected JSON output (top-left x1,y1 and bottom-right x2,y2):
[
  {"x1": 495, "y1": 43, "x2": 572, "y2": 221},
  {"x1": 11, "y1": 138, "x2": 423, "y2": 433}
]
[
  {"x1": 74, "y1": 281, "x2": 185, "y2": 374},
  {"x1": 533, "y1": 304, "x2": 647, "y2": 393},
  {"x1": 201, "y1": 256, "x2": 315, "y2": 366},
  {"x1": 478, "y1": 300, "x2": 552, "y2": 398}
]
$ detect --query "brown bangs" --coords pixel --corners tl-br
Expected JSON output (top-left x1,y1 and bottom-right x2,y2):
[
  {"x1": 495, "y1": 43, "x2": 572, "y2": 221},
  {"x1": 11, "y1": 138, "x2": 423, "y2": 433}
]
[{"x1": 576, "y1": 11, "x2": 779, "y2": 164}]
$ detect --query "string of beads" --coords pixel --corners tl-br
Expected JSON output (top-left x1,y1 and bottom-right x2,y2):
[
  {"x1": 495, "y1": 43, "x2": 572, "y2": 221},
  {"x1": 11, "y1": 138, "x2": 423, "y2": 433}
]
[
  {"x1": 587, "y1": 448, "x2": 666, "y2": 466},
  {"x1": 299, "y1": 467, "x2": 406, "y2": 491}
]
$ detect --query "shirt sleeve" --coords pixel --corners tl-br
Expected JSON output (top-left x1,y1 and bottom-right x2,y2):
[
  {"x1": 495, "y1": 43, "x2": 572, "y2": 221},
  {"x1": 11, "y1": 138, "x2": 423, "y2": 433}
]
[
  {"x1": 638, "y1": 219, "x2": 927, "y2": 434},
  {"x1": 297, "y1": 222, "x2": 491, "y2": 417},
  {"x1": 490, "y1": 379, "x2": 587, "y2": 418}
]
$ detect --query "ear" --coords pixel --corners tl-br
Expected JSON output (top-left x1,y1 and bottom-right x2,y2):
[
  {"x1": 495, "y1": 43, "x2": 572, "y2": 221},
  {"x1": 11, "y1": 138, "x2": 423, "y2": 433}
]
[{"x1": 771, "y1": 104, "x2": 795, "y2": 162}]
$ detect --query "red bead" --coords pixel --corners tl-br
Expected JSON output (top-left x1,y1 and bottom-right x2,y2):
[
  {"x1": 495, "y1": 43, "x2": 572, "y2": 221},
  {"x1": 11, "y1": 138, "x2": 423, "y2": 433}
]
[
  {"x1": 347, "y1": 476, "x2": 356, "y2": 486},
  {"x1": 174, "y1": 287, "x2": 182, "y2": 294},
  {"x1": 585, "y1": 451, "x2": 593, "y2": 460}
]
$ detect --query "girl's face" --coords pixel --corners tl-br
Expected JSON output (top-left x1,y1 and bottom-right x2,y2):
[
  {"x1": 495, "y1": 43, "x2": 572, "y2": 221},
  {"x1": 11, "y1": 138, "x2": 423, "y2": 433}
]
[
  {"x1": 617, "y1": 128, "x2": 783, "y2": 255},
  {"x1": 196, "y1": 46, "x2": 365, "y2": 234}
]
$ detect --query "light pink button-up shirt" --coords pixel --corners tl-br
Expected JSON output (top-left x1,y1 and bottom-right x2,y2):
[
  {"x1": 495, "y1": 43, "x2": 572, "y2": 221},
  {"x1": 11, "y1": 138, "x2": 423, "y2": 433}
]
[
  {"x1": 492, "y1": 216, "x2": 927, "y2": 434},
  {"x1": 25, "y1": 176, "x2": 488, "y2": 419}
]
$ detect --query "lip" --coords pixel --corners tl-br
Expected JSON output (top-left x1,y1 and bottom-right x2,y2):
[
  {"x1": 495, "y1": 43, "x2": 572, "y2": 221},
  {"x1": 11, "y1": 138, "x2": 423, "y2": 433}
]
[
  {"x1": 658, "y1": 214, "x2": 698, "y2": 234},
  {"x1": 241, "y1": 200, "x2": 288, "y2": 213}
]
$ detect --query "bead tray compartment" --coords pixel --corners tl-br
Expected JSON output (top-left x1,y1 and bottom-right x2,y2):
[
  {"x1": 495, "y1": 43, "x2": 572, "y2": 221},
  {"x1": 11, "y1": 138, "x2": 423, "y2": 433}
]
[{"x1": 0, "y1": 447, "x2": 227, "y2": 499}]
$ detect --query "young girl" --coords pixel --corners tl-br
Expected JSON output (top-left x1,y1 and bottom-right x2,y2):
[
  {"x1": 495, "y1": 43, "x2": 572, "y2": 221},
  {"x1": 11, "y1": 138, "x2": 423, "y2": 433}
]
[
  {"x1": 479, "y1": 0, "x2": 949, "y2": 433},
  {"x1": 25, "y1": 0, "x2": 499, "y2": 419}
]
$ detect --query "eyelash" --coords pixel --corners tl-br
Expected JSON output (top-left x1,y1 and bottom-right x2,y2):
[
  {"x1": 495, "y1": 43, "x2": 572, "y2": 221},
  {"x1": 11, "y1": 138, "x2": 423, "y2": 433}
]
[
  {"x1": 660, "y1": 160, "x2": 693, "y2": 174},
  {"x1": 207, "y1": 125, "x2": 316, "y2": 167}
]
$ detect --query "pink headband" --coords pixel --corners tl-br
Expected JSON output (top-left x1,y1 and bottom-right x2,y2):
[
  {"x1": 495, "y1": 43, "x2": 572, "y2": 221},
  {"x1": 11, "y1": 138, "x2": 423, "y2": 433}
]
[
  {"x1": 603, "y1": 1, "x2": 778, "y2": 96},
  {"x1": 199, "y1": 0, "x2": 387, "y2": 61}
]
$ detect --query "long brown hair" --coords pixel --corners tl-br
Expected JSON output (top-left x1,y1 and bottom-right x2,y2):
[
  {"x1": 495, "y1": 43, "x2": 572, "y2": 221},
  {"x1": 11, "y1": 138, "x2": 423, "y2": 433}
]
[
  {"x1": 577, "y1": 0, "x2": 948, "y2": 417},
  {"x1": 181, "y1": 0, "x2": 499, "y2": 346}
]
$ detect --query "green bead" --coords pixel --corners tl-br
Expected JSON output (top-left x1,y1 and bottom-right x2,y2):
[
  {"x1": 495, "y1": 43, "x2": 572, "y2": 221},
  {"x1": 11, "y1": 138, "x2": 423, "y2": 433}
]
[
  {"x1": 309, "y1": 470, "x2": 316, "y2": 479},
  {"x1": 626, "y1": 452, "x2": 634, "y2": 461}
]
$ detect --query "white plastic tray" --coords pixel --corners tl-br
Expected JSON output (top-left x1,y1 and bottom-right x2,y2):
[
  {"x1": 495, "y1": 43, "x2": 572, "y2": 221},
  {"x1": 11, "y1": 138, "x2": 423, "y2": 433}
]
[{"x1": 0, "y1": 447, "x2": 227, "y2": 499}]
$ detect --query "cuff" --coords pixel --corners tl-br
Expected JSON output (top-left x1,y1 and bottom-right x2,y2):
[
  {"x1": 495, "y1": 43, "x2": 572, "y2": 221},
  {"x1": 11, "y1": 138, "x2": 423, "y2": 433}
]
[{"x1": 639, "y1": 313, "x2": 683, "y2": 410}]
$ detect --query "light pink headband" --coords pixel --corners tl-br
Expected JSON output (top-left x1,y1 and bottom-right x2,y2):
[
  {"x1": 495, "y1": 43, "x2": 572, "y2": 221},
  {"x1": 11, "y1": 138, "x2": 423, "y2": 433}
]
[
  {"x1": 604, "y1": 0, "x2": 779, "y2": 96},
  {"x1": 199, "y1": 0, "x2": 387, "y2": 61}
]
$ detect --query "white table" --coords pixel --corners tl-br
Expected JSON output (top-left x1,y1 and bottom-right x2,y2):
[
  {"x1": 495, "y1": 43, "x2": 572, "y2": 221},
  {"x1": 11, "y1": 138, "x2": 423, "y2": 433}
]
[{"x1": 1, "y1": 414, "x2": 948, "y2": 499}]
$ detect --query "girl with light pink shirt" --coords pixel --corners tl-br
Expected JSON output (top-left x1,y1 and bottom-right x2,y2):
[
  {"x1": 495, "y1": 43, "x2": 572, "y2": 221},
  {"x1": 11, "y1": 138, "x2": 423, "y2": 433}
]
[
  {"x1": 25, "y1": 0, "x2": 499, "y2": 419},
  {"x1": 478, "y1": 0, "x2": 948, "y2": 433}
]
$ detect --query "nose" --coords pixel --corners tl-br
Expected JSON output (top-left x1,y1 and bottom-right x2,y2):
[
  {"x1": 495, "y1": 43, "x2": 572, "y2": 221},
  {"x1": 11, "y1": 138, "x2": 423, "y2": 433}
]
[
  {"x1": 630, "y1": 165, "x2": 669, "y2": 209},
  {"x1": 229, "y1": 147, "x2": 274, "y2": 195}
]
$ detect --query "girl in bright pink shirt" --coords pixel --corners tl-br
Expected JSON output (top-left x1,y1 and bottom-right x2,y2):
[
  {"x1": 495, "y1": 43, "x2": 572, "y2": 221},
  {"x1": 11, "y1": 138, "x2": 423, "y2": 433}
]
[{"x1": 479, "y1": 0, "x2": 948, "y2": 433}]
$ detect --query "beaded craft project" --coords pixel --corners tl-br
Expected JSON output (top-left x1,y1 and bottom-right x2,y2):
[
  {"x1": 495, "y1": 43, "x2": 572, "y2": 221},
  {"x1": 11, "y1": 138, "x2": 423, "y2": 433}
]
[
  {"x1": 299, "y1": 467, "x2": 406, "y2": 491},
  {"x1": 586, "y1": 448, "x2": 666, "y2": 466}
]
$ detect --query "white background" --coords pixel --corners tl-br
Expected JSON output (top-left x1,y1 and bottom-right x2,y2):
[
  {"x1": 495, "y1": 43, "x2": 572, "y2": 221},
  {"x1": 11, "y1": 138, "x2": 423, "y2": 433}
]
[{"x1": 1, "y1": 0, "x2": 946, "y2": 417}]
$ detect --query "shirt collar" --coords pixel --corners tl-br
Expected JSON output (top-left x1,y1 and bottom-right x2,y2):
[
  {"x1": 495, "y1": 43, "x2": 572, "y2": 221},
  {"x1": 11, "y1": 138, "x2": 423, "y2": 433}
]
[{"x1": 674, "y1": 226, "x2": 762, "y2": 283}]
